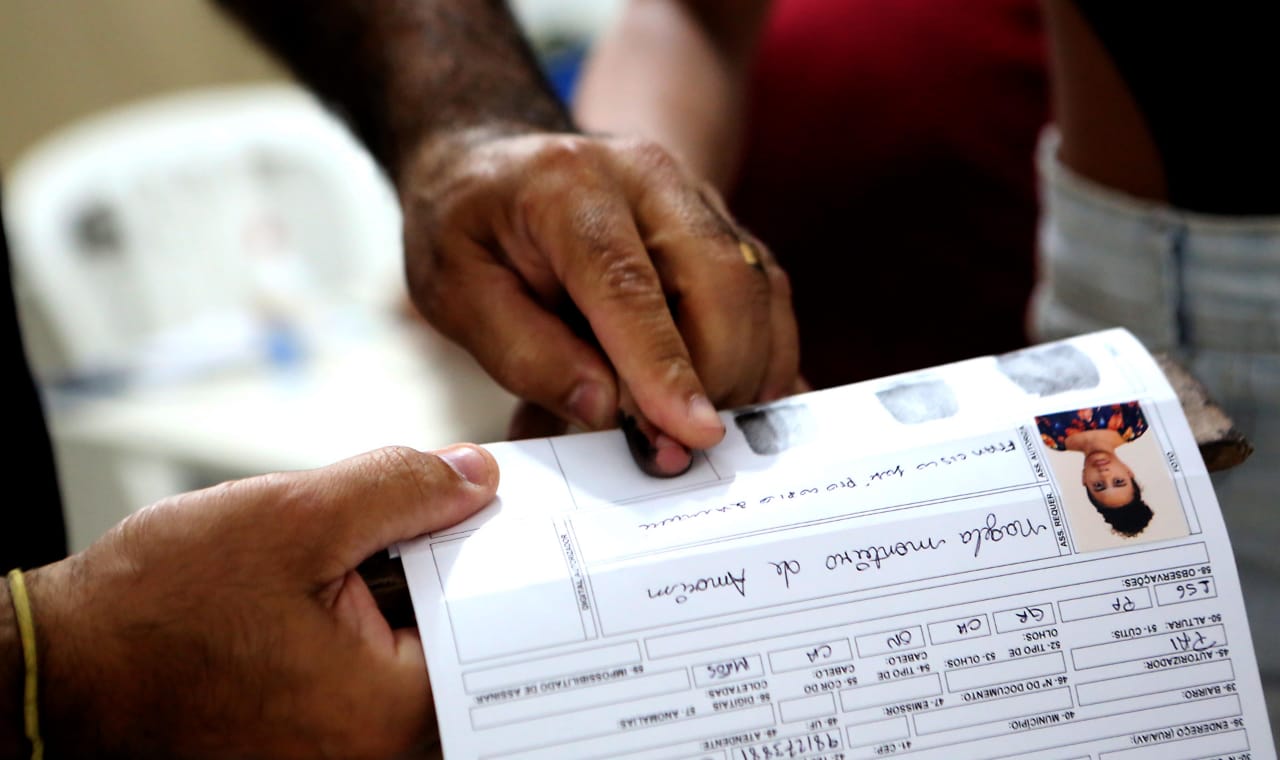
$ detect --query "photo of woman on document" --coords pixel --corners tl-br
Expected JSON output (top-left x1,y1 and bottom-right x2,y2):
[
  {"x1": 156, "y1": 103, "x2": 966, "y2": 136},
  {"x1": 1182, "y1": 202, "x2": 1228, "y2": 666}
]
[{"x1": 1036, "y1": 401, "x2": 1189, "y2": 551}]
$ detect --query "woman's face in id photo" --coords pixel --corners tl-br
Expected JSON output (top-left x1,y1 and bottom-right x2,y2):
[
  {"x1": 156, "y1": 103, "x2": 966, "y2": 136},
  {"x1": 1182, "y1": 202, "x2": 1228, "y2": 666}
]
[{"x1": 1081, "y1": 450, "x2": 1136, "y2": 508}]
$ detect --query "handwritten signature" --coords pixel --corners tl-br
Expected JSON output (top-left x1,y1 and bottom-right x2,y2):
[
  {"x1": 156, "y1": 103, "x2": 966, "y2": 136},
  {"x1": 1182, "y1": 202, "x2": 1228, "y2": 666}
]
[
  {"x1": 647, "y1": 569, "x2": 746, "y2": 605},
  {"x1": 960, "y1": 512, "x2": 1049, "y2": 558}
]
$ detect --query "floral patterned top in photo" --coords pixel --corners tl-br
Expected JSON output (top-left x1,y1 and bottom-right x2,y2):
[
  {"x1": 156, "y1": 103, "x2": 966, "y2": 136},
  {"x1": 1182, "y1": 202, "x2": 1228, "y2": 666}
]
[{"x1": 1036, "y1": 402, "x2": 1149, "y2": 451}]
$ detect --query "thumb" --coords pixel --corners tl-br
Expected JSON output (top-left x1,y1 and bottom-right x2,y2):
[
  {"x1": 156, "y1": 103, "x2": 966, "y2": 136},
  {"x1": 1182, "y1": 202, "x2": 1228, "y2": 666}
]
[{"x1": 317, "y1": 444, "x2": 500, "y2": 571}]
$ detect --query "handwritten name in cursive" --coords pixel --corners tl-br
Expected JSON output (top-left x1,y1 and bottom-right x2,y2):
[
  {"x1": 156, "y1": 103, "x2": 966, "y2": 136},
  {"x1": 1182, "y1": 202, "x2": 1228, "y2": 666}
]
[
  {"x1": 825, "y1": 536, "x2": 947, "y2": 573},
  {"x1": 647, "y1": 569, "x2": 747, "y2": 605},
  {"x1": 959, "y1": 512, "x2": 1049, "y2": 557}
]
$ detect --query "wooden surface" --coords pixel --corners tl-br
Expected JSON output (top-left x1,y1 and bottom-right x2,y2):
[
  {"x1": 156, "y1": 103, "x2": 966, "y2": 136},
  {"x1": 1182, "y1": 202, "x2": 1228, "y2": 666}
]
[
  {"x1": 1152, "y1": 353, "x2": 1254, "y2": 472},
  {"x1": 360, "y1": 356, "x2": 1255, "y2": 629}
]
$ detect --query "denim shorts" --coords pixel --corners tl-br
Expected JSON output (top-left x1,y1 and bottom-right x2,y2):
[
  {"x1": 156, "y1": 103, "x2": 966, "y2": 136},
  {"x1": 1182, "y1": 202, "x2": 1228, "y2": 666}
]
[{"x1": 1029, "y1": 127, "x2": 1280, "y2": 730}]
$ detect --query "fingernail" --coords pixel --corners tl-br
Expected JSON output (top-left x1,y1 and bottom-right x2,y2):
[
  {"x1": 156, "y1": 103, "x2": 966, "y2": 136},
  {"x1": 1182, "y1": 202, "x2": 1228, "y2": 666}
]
[
  {"x1": 688, "y1": 394, "x2": 724, "y2": 433},
  {"x1": 567, "y1": 381, "x2": 611, "y2": 430},
  {"x1": 652, "y1": 433, "x2": 694, "y2": 476},
  {"x1": 438, "y1": 445, "x2": 489, "y2": 485}
]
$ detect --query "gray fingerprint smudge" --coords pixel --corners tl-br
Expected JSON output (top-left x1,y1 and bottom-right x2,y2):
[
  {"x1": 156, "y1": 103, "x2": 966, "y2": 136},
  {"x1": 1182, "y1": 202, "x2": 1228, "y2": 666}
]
[
  {"x1": 876, "y1": 378, "x2": 959, "y2": 425},
  {"x1": 997, "y1": 343, "x2": 1100, "y2": 397},
  {"x1": 734, "y1": 404, "x2": 814, "y2": 455}
]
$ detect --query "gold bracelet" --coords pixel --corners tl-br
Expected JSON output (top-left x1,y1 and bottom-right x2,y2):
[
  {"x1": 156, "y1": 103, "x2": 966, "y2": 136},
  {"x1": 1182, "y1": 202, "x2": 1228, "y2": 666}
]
[{"x1": 6, "y1": 569, "x2": 42, "y2": 760}]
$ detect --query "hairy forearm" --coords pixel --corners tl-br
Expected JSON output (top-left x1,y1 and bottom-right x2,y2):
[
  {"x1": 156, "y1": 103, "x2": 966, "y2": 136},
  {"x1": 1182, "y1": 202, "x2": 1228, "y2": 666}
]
[
  {"x1": 213, "y1": 0, "x2": 573, "y2": 181},
  {"x1": 573, "y1": 0, "x2": 771, "y2": 189}
]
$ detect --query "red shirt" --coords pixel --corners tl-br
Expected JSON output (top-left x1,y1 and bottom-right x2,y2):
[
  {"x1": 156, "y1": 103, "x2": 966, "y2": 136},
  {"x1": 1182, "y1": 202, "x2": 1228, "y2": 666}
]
[{"x1": 727, "y1": 0, "x2": 1049, "y2": 388}]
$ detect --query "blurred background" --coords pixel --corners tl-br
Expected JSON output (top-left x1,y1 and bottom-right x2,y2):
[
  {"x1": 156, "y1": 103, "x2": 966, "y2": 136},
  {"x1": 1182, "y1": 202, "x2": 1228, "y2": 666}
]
[
  {"x1": 0, "y1": 0, "x2": 617, "y2": 168},
  {"x1": 2, "y1": 0, "x2": 622, "y2": 552}
]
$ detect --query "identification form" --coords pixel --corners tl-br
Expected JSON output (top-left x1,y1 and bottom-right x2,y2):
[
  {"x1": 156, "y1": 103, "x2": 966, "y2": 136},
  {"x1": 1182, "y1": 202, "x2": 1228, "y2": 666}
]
[{"x1": 399, "y1": 329, "x2": 1275, "y2": 759}]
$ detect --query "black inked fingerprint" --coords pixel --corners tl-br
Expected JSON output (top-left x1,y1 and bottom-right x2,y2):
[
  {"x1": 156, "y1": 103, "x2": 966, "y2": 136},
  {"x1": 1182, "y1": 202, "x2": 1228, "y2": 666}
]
[
  {"x1": 876, "y1": 378, "x2": 959, "y2": 425},
  {"x1": 997, "y1": 343, "x2": 1100, "y2": 397},
  {"x1": 734, "y1": 404, "x2": 814, "y2": 455}
]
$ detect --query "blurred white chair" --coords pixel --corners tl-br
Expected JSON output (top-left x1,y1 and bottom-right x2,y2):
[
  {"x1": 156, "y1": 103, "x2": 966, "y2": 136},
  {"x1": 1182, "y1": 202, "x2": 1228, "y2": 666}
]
[
  {"x1": 4, "y1": 82, "x2": 406, "y2": 389},
  {"x1": 3, "y1": 83, "x2": 517, "y2": 551}
]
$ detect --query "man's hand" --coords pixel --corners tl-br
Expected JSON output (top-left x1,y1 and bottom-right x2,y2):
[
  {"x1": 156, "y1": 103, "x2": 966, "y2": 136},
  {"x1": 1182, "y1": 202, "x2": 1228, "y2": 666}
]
[
  {"x1": 212, "y1": 0, "x2": 801, "y2": 475},
  {"x1": 400, "y1": 128, "x2": 799, "y2": 475},
  {"x1": 26, "y1": 444, "x2": 498, "y2": 760}
]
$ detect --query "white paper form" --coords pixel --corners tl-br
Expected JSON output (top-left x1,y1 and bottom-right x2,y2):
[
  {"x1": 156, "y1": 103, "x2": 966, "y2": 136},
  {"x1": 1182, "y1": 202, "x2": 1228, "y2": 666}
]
[{"x1": 399, "y1": 328, "x2": 1275, "y2": 760}]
